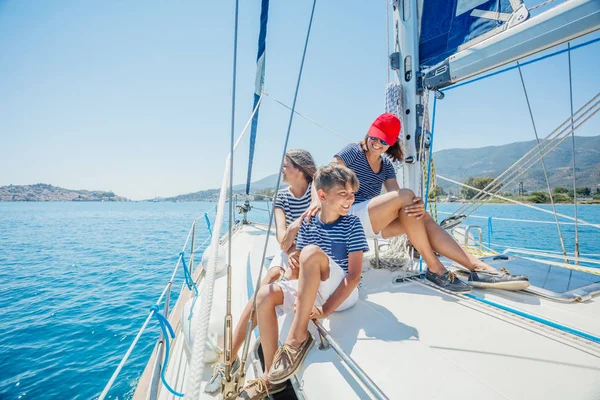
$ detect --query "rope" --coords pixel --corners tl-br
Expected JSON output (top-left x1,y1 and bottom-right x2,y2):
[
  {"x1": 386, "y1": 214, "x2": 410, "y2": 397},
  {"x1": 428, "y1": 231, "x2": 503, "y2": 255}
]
[
  {"x1": 373, "y1": 82, "x2": 413, "y2": 271},
  {"x1": 437, "y1": 175, "x2": 600, "y2": 230},
  {"x1": 516, "y1": 256, "x2": 600, "y2": 276},
  {"x1": 239, "y1": 0, "x2": 319, "y2": 379},
  {"x1": 488, "y1": 243, "x2": 600, "y2": 258},
  {"x1": 454, "y1": 98, "x2": 594, "y2": 213},
  {"x1": 450, "y1": 92, "x2": 600, "y2": 219},
  {"x1": 204, "y1": 212, "x2": 213, "y2": 237},
  {"x1": 185, "y1": 84, "x2": 264, "y2": 400},
  {"x1": 185, "y1": 157, "x2": 231, "y2": 399},
  {"x1": 567, "y1": 42, "x2": 580, "y2": 262},
  {"x1": 528, "y1": 0, "x2": 559, "y2": 11},
  {"x1": 423, "y1": 94, "x2": 437, "y2": 216},
  {"x1": 429, "y1": 160, "x2": 439, "y2": 223},
  {"x1": 150, "y1": 305, "x2": 184, "y2": 397},
  {"x1": 501, "y1": 248, "x2": 600, "y2": 267},
  {"x1": 516, "y1": 62, "x2": 569, "y2": 261},
  {"x1": 179, "y1": 252, "x2": 198, "y2": 295},
  {"x1": 417, "y1": 91, "x2": 432, "y2": 273},
  {"x1": 99, "y1": 220, "x2": 198, "y2": 399},
  {"x1": 193, "y1": 235, "x2": 211, "y2": 254},
  {"x1": 436, "y1": 211, "x2": 595, "y2": 227}
]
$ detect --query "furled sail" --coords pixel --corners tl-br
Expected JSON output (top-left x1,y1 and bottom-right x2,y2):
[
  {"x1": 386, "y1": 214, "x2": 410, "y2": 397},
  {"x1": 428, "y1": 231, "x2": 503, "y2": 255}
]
[
  {"x1": 245, "y1": 0, "x2": 270, "y2": 195},
  {"x1": 419, "y1": 0, "x2": 600, "y2": 89},
  {"x1": 419, "y1": 0, "x2": 528, "y2": 68}
]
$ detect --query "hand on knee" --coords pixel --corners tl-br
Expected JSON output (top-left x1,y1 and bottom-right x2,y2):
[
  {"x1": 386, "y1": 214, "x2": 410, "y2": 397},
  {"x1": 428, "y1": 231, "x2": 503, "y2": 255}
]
[{"x1": 395, "y1": 188, "x2": 416, "y2": 208}]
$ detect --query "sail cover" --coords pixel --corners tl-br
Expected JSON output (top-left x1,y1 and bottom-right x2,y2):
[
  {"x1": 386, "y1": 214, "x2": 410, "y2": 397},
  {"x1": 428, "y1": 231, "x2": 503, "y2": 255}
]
[
  {"x1": 419, "y1": 0, "x2": 526, "y2": 68},
  {"x1": 246, "y1": 0, "x2": 269, "y2": 195}
]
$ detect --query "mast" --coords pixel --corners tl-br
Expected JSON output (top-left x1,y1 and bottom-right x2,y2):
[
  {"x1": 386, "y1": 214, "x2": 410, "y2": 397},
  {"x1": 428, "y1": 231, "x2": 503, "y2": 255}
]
[{"x1": 392, "y1": 0, "x2": 422, "y2": 195}]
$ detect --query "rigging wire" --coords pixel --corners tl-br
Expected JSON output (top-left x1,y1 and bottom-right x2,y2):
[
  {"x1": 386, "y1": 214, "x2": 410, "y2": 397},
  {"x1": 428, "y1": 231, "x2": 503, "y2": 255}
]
[
  {"x1": 239, "y1": 0, "x2": 319, "y2": 382},
  {"x1": 567, "y1": 42, "x2": 580, "y2": 265},
  {"x1": 437, "y1": 174, "x2": 600, "y2": 230},
  {"x1": 264, "y1": 92, "x2": 354, "y2": 143},
  {"x1": 225, "y1": 0, "x2": 240, "y2": 384},
  {"x1": 516, "y1": 62, "x2": 569, "y2": 262},
  {"x1": 450, "y1": 92, "x2": 600, "y2": 218}
]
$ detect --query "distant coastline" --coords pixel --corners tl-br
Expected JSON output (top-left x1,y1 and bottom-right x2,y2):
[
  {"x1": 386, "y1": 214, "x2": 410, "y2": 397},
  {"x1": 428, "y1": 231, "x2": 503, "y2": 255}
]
[
  {"x1": 2, "y1": 183, "x2": 599, "y2": 204},
  {"x1": 0, "y1": 184, "x2": 128, "y2": 202}
]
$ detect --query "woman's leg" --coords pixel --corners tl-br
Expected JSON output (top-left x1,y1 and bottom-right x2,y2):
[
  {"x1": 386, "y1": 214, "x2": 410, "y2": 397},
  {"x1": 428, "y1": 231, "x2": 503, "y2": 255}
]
[
  {"x1": 373, "y1": 194, "x2": 496, "y2": 273},
  {"x1": 367, "y1": 190, "x2": 418, "y2": 234},
  {"x1": 422, "y1": 215, "x2": 496, "y2": 272},
  {"x1": 370, "y1": 191, "x2": 446, "y2": 274},
  {"x1": 256, "y1": 283, "x2": 284, "y2": 373},
  {"x1": 230, "y1": 267, "x2": 283, "y2": 359}
]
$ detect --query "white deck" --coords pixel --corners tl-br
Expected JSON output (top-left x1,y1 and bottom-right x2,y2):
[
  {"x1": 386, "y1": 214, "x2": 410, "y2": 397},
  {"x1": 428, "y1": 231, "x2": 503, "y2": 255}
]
[{"x1": 141, "y1": 223, "x2": 600, "y2": 400}]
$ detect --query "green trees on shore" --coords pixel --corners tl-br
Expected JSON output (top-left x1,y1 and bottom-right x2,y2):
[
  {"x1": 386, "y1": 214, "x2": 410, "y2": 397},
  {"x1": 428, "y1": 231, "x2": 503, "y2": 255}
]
[{"x1": 459, "y1": 177, "x2": 599, "y2": 203}]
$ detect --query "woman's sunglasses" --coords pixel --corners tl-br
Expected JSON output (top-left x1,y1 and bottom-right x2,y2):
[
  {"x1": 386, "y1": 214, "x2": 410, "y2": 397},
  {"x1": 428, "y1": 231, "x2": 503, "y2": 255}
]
[{"x1": 368, "y1": 136, "x2": 389, "y2": 146}]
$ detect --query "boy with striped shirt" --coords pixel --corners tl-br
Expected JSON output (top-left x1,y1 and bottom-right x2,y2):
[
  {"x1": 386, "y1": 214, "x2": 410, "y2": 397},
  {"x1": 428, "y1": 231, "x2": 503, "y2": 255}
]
[{"x1": 238, "y1": 163, "x2": 369, "y2": 400}]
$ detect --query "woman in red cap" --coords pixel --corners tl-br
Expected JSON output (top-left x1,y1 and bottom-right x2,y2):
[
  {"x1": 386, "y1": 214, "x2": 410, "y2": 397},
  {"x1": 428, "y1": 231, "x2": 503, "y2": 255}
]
[{"x1": 307, "y1": 113, "x2": 528, "y2": 292}]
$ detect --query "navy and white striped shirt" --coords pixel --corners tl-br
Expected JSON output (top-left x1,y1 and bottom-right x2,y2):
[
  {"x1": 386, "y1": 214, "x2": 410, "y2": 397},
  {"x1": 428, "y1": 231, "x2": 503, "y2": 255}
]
[
  {"x1": 296, "y1": 214, "x2": 369, "y2": 273},
  {"x1": 336, "y1": 143, "x2": 396, "y2": 205},
  {"x1": 274, "y1": 183, "x2": 312, "y2": 226}
]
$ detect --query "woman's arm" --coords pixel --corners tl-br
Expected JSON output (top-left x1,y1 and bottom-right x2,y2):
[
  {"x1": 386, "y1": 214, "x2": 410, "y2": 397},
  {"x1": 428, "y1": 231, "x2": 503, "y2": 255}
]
[
  {"x1": 274, "y1": 208, "x2": 289, "y2": 245},
  {"x1": 302, "y1": 158, "x2": 346, "y2": 223},
  {"x1": 332, "y1": 155, "x2": 345, "y2": 166},
  {"x1": 280, "y1": 217, "x2": 302, "y2": 253},
  {"x1": 383, "y1": 177, "x2": 400, "y2": 192},
  {"x1": 314, "y1": 251, "x2": 363, "y2": 318},
  {"x1": 301, "y1": 183, "x2": 321, "y2": 223}
]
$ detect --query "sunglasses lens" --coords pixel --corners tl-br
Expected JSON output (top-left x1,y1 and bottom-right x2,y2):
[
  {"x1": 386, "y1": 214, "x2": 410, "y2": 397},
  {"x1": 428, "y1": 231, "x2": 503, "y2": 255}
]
[{"x1": 370, "y1": 136, "x2": 388, "y2": 146}]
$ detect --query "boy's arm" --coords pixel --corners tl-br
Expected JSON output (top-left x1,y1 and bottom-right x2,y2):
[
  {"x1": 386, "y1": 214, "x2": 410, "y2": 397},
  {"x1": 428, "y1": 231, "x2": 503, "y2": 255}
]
[{"x1": 319, "y1": 251, "x2": 363, "y2": 318}]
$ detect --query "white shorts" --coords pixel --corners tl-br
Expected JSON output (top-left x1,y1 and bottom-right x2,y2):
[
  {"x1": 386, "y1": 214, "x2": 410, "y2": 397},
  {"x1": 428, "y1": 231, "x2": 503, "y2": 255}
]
[
  {"x1": 349, "y1": 200, "x2": 383, "y2": 239},
  {"x1": 268, "y1": 251, "x2": 289, "y2": 271},
  {"x1": 274, "y1": 257, "x2": 358, "y2": 316}
]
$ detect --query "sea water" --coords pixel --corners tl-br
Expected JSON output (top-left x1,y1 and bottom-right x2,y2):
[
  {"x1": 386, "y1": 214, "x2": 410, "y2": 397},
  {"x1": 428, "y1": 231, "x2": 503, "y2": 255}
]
[{"x1": 0, "y1": 202, "x2": 598, "y2": 399}]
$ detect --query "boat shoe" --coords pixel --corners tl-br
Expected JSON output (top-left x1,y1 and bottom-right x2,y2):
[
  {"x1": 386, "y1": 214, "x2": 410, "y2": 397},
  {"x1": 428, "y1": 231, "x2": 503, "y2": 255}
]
[
  {"x1": 237, "y1": 377, "x2": 286, "y2": 400},
  {"x1": 425, "y1": 270, "x2": 471, "y2": 293},
  {"x1": 203, "y1": 356, "x2": 240, "y2": 395},
  {"x1": 468, "y1": 267, "x2": 530, "y2": 291},
  {"x1": 267, "y1": 333, "x2": 314, "y2": 384}
]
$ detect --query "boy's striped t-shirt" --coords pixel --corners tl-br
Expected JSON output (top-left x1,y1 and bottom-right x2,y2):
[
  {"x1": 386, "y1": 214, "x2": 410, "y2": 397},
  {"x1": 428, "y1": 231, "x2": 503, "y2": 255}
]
[
  {"x1": 274, "y1": 183, "x2": 312, "y2": 226},
  {"x1": 296, "y1": 213, "x2": 369, "y2": 273},
  {"x1": 335, "y1": 143, "x2": 396, "y2": 205}
]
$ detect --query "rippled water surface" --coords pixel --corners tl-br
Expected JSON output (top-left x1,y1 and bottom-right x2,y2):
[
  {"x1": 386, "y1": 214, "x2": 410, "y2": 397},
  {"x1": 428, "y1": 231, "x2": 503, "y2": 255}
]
[{"x1": 0, "y1": 202, "x2": 598, "y2": 399}]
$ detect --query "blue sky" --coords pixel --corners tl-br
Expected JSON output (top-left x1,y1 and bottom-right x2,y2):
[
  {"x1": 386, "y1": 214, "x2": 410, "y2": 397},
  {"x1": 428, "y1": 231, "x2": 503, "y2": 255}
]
[{"x1": 1, "y1": 1, "x2": 598, "y2": 200}]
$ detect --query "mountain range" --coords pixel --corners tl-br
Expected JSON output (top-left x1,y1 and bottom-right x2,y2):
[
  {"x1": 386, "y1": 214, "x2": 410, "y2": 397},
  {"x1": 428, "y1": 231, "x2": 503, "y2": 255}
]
[
  {"x1": 3, "y1": 136, "x2": 597, "y2": 201},
  {"x1": 433, "y1": 135, "x2": 599, "y2": 193},
  {"x1": 167, "y1": 135, "x2": 599, "y2": 200}
]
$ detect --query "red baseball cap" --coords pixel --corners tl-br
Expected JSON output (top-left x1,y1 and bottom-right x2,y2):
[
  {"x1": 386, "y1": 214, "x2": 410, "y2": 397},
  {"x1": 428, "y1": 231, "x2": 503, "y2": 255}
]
[{"x1": 367, "y1": 113, "x2": 401, "y2": 145}]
